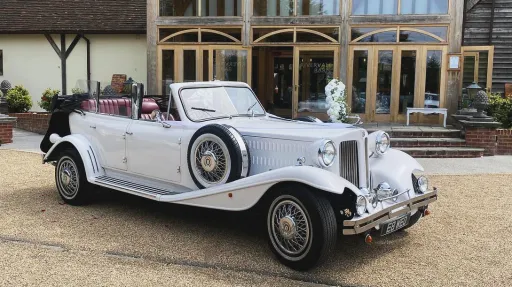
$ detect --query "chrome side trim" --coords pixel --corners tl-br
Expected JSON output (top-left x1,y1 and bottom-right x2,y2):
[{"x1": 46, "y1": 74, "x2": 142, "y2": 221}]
[
  {"x1": 343, "y1": 189, "x2": 438, "y2": 235},
  {"x1": 94, "y1": 175, "x2": 179, "y2": 199},
  {"x1": 226, "y1": 126, "x2": 249, "y2": 178}
]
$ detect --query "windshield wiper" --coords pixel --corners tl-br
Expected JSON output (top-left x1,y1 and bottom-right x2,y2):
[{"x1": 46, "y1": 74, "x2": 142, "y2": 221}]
[
  {"x1": 247, "y1": 102, "x2": 258, "y2": 113},
  {"x1": 192, "y1": 107, "x2": 216, "y2": 113}
]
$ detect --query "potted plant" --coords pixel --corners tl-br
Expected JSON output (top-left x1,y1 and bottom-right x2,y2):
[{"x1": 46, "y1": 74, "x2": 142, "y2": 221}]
[{"x1": 39, "y1": 88, "x2": 60, "y2": 112}]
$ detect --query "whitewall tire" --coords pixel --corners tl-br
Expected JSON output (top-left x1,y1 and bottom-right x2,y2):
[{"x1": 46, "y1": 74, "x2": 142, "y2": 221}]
[{"x1": 55, "y1": 149, "x2": 92, "y2": 205}]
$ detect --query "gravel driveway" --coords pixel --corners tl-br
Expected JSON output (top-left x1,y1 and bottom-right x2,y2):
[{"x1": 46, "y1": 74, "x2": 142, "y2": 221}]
[{"x1": 1, "y1": 150, "x2": 511, "y2": 286}]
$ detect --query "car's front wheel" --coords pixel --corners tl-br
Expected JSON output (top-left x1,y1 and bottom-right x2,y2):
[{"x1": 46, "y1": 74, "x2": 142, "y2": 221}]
[
  {"x1": 55, "y1": 149, "x2": 92, "y2": 205},
  {"x1": 266, "y1": 185, "x2": 337, "y2": 270}
]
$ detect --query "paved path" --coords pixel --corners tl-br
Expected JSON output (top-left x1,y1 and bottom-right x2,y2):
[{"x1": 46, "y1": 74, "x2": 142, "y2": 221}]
[{"x1": 0, "y1": 129, "x2": 43, "y2": 154}]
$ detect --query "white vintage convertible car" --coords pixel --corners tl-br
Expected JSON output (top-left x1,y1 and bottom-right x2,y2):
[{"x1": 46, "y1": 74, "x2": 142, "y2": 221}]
[{"x1": 40, "y1": 81, "x2": 437, "y2": 270}]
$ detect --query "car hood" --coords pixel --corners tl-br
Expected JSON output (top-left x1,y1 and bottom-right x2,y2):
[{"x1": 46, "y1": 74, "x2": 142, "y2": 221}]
[{"x1": 213, "y1": 116, "x2": 366, "y2": 142}]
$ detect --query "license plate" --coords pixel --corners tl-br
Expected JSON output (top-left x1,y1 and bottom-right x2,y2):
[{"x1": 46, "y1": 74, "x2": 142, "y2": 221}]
[{"x1": 380, "y1": 213, "x2": 410, "y2": 236}]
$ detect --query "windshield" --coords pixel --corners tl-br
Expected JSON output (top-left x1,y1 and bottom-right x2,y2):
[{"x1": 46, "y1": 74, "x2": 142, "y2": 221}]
[{"x1": 180, "y1": 86, "x2": 265, "y2": 121}]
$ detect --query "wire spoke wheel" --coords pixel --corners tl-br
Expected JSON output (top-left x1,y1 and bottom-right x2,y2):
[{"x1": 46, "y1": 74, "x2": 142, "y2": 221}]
[
  {"x1": 191, "y1": 134, "x2": 231, "y2": 187},
  {"x1": 57, "y1": 157, "x2": 80, "y2": 199},
  {"x1": 269, "y1": 196, "x2": 312, "y2": 260}
]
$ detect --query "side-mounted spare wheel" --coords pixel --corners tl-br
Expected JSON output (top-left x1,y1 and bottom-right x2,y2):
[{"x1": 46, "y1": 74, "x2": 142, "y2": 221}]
[
  {"x1": 187, "y1": 124, "x2": 250, "y2": 189},
  {"x1": 55, "y1": 148, "x2": 93, "y2": 205},
  {"x1": 267, "y1": 184, "x2": 337, "y2": 270}
]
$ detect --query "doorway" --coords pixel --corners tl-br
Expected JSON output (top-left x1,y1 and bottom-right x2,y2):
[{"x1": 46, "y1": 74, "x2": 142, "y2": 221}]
[
  {"x1": 253, "y1": 46, "x2": 339, "y2": 120},
  {"x1": 348, "y1": 45, "x2": 447, "y2": 123}
]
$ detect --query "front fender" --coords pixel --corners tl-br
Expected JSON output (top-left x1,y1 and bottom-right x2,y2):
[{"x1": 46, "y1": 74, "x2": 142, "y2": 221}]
[
  {"x1": 369, "y1": 148, "x2": 424, "y2": 193},
  {"x1": 167, "y1": 166, "x2": 363, "y2": 211},
  {"x1": 44, "y1": 134, "x2": 103, "y2": 180}
]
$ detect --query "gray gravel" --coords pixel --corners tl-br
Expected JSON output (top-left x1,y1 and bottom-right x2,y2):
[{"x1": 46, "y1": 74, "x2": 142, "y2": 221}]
[
  {"x1": 418, "y1": 156, "x2": 512, "y2": 175},
  {"x1": 1, "y1": 150, "x2": 512, "y2": 286}
]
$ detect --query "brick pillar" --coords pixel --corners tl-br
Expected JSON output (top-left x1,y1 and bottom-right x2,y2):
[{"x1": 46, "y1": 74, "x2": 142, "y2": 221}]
[
  {"x1": 497, "y1": 129, "x2": 512, "y2": 155},
  {"x1": 0, "y1": 116, "x2": 17, "y2": 145},
  {"x1": 465, "y1": 127, "x2": 497, "y2": 156}
]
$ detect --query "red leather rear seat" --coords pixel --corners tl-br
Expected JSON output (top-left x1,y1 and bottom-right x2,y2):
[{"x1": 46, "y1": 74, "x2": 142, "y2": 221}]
[{"x1": 81, "y1": 97, "x2": 158, "y2": 119}]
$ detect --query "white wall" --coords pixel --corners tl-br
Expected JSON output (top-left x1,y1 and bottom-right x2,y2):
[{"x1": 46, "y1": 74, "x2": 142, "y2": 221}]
[{"x1": 0, "y1": 34, "x2": 147, "y2": 112}]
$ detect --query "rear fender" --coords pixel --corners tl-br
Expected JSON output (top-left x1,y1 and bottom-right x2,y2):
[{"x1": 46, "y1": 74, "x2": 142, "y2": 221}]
[
  {"x1": 166, "y1": 166, "x2": 363, "y2": 211},
  {"x1": 43, "y1": 134, "x2": 104, "y2": 180}
]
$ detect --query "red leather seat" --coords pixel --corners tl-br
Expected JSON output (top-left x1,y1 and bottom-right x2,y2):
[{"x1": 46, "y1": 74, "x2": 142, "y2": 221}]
[
  {"x1": 140, "y1": 100, "x2": 160, "y2": 120},
  {"x1": 82, "y1": 97, "x2": 165, "y2": 120}
]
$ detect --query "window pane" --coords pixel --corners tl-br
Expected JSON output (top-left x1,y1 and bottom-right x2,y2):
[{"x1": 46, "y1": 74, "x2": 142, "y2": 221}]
[
  {"x1": 213, "y1": 50, "x2": 248, "y2": 82},
  {"x1": 200, "y1": 0, "x2": 242, "y2": 16},
  {"x1": 254, "y1": 0, "x2": 294, "y2": 16},
  {"x1": 253, "y1": 28, "x2": 294, "y2": 43},
  {"x1": 297, "y1": 0, "x2": 340, "y2": 15},
  {"x1": 376, "y1": 51, "x2": 393, "y2": 114},
  {"x1": 160, "y1": 0, "x2": 198, "y2": 16},
  {"x1": 399, "y1": 51, "x2": 416, "y2": 114},
  {"x1": 358, "y1": 30, "x2": 397, "y2": 43},
  {"x1": 399, "y1": 30, "x2": 440, "y2": 43},
  {"x1": 351, "y1": 27, "x2": 379, "y2": 41},
  {"x1": 351, "y1": 51, "x2": 368, "y2": 114},
  {"x1": 160, "y1": 28, "x2": 199, "y2": 42},
  {"x1": 401, "y1": 0, "x2": 448, "y2": 15},
  {"x1": 296, "y1": 28, "x2": 339, "y2": 42},
  {"x1": 352, "y1": 0, "x2": 397, "y2": 15},
  {"x1": 478, "y1": 51, "x2": 489, "y2": 89},
  {"x1": 414, "y1": 26, "x2": 448, "y2": 40},
  {"x1": 162, "y1": 50, "x2": 175, "y2": 94},
  {"x1": 183, "y1": 50, "x2": 197, "y2": 82},
  {"x1": 425, "y1": 51, "x2": 442, "y2": 108},
  {"x1": 462, "y1": 56, "x2": 476, "y2": 89},
  {"x1": 201, "y1": 28, "x2": 241, "y2": 42}
]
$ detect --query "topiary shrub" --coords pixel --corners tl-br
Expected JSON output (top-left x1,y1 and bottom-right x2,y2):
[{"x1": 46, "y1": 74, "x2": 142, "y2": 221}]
[
  {"x1": 487, "y1": 92, "x2": 512, "y2": 128},
  {"x1": 38, "y1": 88, "x2": 60, "y2": 112},
  {"x1": 6, "y1": 85, "x2": 32, "y2": 113}
]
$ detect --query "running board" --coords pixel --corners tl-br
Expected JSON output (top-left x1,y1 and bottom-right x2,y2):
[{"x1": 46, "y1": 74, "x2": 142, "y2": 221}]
[{"x1": 94, "y1": 175, "x2": 180, "y2": 200}]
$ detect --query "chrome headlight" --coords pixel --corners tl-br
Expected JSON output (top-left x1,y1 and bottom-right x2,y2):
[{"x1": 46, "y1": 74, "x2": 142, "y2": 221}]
[
  {"x1": 356, "y1": 196, "x2": 367, "y2": 216},
  {"x1": 417, "y1": 176, "x2": 429, "y2": 193},
  {"x1": 375, "y1": 131, "x2": 391, "y2": 156},
  {"x1": 318, "y1": 140, "x2": 337, "y2": 167}
]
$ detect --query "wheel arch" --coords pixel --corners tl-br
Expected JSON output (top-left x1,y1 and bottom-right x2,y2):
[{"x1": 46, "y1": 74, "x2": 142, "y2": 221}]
[{"x1": 43, "y1": 134, "x2": 103, "y2": 180}]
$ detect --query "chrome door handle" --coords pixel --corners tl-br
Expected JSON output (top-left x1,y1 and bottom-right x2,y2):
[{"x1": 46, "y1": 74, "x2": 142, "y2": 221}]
[
  {"x1": 90, "y1": 125, "x2": 96, "y2": 129},
  {"x1": 126, "y1": 131, "x2": 133, "y2": 135}
]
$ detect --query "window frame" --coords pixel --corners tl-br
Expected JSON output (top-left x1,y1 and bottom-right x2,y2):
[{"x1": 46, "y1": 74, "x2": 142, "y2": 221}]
[
  {"x1": 159, "y1": 0, "x2": 244, "y2": 17},
  {"x1": 0, "y1": 49, "x2": 3, "y2": 76},
  {"x1": 350, "y1": 25, "x2": 449, "y2": 45},
  {"x1": 251, "y1": 0, "x2": 342, "y2": 17},
  {"x1": 350, "y1": 0, "x2": 451, "y2": 16}
]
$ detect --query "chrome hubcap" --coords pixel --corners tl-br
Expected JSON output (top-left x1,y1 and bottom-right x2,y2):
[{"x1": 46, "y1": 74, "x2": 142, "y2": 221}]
[
  {"x1": 200, "y1": 151, "x2": 217, "y2": 172},
  {"x1": 271, "y1": 200, "x2": 310, "y2": 255},
  {"x1": 58, "y1": 159, "x2": 79, "y2": 198}
]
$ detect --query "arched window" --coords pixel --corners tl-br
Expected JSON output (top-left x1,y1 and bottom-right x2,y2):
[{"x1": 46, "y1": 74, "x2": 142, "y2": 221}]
[
  {"x1": 159, "y1": 28, "x2": 242, "y2": 43},
  {"x1": 351, "y1": 26, "x2": 447, "y2": 44},
  {"x1": 253, "y1": 27, "x2": 339, "y2": 44}
]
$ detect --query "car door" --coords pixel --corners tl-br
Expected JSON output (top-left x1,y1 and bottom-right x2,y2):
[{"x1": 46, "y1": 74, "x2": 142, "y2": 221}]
[
  {"x1": 125, "y1": 120, "x2": 182, "y2": 183},
  {"x1": 85, "y1": 113, "x2": 131, "y2": 171}
]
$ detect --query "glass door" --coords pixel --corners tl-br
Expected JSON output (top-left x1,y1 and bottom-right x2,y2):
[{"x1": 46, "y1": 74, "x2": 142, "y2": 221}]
[
  {"x1": 371, "y1": 46, "x2": 398, "y2": 122},
  {"x1": 294, "y1": 46, "x2": 339, "y2": 121},
  {"x1": 396, "y1": 47, "x2": 420, "y2": 123},
  {"x1": 348, "y1": 47, "x2": 371, "y2": 122},
  {"x1": 271, "y1": 53, "x2": 294, "y2": 119}
]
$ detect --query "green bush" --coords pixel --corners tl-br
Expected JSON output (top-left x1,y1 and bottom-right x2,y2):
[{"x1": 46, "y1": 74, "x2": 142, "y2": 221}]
[
  {"x1": 6, "y1": 85, "x2": 32, "y2": 113},
  {"x1": 38, "y1": 88, "x2": 60, "y2": 112},
  {"x1": 487, "y1": 92, "x2": 512, "y2": 128}
]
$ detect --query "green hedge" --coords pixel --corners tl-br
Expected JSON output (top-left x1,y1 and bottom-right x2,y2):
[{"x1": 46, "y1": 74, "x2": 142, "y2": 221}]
[{"x1": 487, "y1": 93, "x2": 512, "y2": 129}]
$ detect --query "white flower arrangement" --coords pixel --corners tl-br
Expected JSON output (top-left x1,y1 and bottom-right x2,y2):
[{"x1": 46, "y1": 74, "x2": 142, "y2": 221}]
[{"x1": 325, "y1": 79, "x2": 350, "y2": 123}]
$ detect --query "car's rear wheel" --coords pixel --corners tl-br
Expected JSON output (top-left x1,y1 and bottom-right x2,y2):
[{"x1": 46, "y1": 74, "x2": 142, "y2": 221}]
[
  {"x1": 266, "y1": 185, "x2": 337, "y2": 270},
  {"x1": 55, "y1": 149, "x2": 92, "y2": 205}
]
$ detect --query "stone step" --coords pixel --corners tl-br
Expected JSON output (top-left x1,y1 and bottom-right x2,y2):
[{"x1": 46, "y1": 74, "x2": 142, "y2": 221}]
[
  {"x1": 392, "y1": 138, "x2": 467, "y2": 148},
  {"x1": 396, "y1": 147, "x2": 485, "y2": 158}
]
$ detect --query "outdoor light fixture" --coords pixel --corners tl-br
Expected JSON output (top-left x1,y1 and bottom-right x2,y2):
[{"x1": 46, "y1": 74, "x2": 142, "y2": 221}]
[{"x1": 466, "y1": 82, "x2": 483, "y2": 101}]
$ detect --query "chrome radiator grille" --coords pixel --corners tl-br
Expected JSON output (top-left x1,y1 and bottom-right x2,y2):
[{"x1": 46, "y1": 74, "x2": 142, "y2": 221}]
[{"x1": 340, "y1": 140, "x2": 360, "y2": 187}]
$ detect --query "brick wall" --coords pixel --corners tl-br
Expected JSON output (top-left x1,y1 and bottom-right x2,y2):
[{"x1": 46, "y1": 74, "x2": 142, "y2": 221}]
[
  {"x1": 497, "y1": 129, "x2": 512, "y2": 155},
  {"x1": 0, "y1": 122, "x2": 14, "y2": 144},
  {"x1": 8, "y1": 113, "x2": 50, "y2": 135},
  {"x1": 465, "y1": 127, "x2": 497, "y2": 156}
]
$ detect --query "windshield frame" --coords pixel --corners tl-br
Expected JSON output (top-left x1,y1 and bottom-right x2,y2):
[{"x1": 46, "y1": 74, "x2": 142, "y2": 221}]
[{"x1": 178, "y1": 85, "x2": 266, "y2": 123}]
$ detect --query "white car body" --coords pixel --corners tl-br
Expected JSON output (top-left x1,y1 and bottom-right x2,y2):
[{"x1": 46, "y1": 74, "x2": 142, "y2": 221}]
[{"x1": 41, "y1": 81, "x2": 437, "y2": 270}]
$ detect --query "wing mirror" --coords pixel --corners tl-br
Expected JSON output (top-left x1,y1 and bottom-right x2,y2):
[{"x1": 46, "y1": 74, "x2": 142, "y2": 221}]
[{"x1": 155, "y1": 111, "x2": 172, "y2": 128}]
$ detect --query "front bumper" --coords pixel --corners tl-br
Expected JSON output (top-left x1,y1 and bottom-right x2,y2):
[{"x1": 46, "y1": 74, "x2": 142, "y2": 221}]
[{"x1": 342, "y1": 189, "x2": 438, "y2": 235}]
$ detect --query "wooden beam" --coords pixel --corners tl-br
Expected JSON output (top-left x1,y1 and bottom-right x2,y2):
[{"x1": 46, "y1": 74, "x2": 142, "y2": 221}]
[
  {"x1": 148, "y1": 0, "x2": 158, "y2": 94},
  {"x1": 350, "y1": 15, "x2": 450, "y2": 25},
  {"x1": 252, "y1": 16, "x2": 341, "y2": 26},
  {"x1": 65, "y1": 34, "x2": 82, "y2": 59},
  {"x1": 44, "y1": 33, "x2": 61, "y2": 57},
  {"x1": 156, "y1": 17, "x2": 243, "y2": 26},
  {"x1": 61, "y1": 34, "x2": 67, "y2": 94}
]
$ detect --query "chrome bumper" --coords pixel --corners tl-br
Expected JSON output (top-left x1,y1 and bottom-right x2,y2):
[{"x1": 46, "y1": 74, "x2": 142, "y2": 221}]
[{"x1": 342, "y1": 189, "x2": 438, "y2": 235}]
